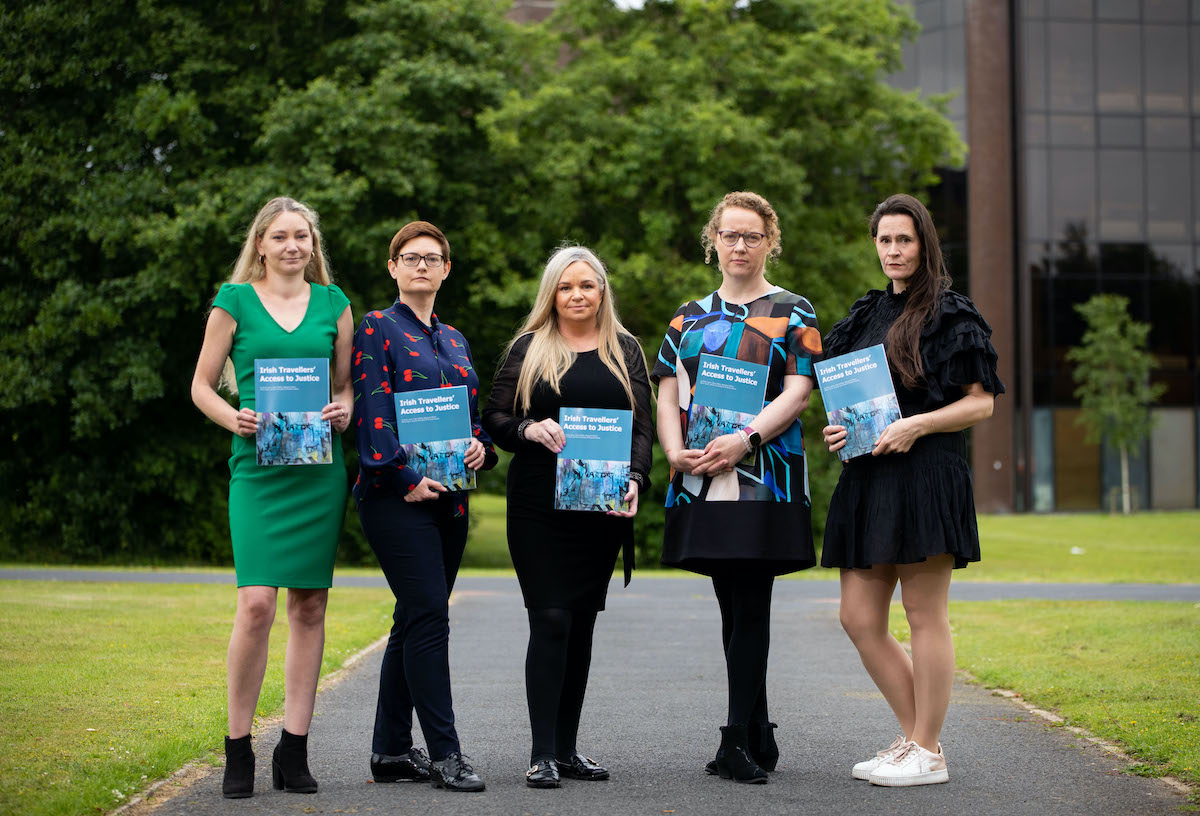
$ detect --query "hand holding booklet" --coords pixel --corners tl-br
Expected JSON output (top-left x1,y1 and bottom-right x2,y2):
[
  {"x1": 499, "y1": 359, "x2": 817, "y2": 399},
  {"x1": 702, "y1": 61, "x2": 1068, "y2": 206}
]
[
  {"x1": 813, "y1": 344, "x2": 902, "y2": 461},
  {"x1": 395, "y1": 385, "x2": 476, "y2": 490},
  {"x1": 685, "y1": 354, "x2": 768, "y2": 465}
]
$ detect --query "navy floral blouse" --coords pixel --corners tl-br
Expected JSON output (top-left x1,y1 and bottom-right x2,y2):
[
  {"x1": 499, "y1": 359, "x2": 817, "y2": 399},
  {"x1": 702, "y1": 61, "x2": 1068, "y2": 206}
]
[{"x1": 351, "y1": 300, "x2": 497, "y2": 504}]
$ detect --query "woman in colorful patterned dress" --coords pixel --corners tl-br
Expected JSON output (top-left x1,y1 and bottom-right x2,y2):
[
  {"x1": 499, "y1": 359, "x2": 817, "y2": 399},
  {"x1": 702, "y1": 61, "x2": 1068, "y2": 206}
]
[
  {"x1": 191, "y1": 197, "x2": 353, "y2": 798},
  {"x1": 651, "y1": 191, "x2": 822, "y2": 784},
  {"x1": 483, "y1": 246, "x2": 653, "y2": 789},
  {"x1": 352, "y1": 221, "x2": 497, "y2": 793},
  {"x1": 821, "y1": 194, "x2": 1003, "y2": 787}
]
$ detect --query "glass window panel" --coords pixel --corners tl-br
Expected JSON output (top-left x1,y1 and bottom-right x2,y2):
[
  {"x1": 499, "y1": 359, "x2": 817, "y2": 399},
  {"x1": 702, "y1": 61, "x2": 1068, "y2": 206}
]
[
  {"x1": 1098, "y1": 0, "x2": 1141, "y2": 19},
  {"x1": 1023, "y1": 0, "x2": 1046, "y2": 17},
  {"x1": 1099, "y1": 149, "x2": 1145, "y2": 240},
  {"x1": 1148, "y1": 242, "x2": 1192, "y2": 279},
  {"x1": 1100, "y1": 242, "x2": 1149, "y2": 277},
  {"x1": 1150, "y1": 409, "x2": 1197, "y2": 508},
  {"x1": 1147, "y1": 151, "x2": 1191, "y2": 240},
  {"x1": 916, "y1": 0, "x2": 943, "y2": 27},
  {"x1": 1144, "y1": 0, "x2": 1189, "y2": 20},
  {"x1": 1055, "y1": 239, "x2": 1098, "y2": 279},
  {"x1": 1145, "y1": 26, "x2": 1189, "y2": 112},
  {"x1": 1146, "y1": 117, "x2": 1191, "y2": 148},
  {"x1": 891, "y1": 41, "x2": 918, "y2": 91},
  {"x1": 1194, "y1": 28, "x2": 1200, "y2": 112},
  {"x1": 1050, "y1": 148, "x2": 1096, "y2": 240},
  {"x1": 1050, "y1": 0, "x2": 1094, "y2": 18},
  {"x1": 1099, "y1": 277, "x2": 1149, "y2": 322},
  {"x1": 1097, "y1": 24, "x2": 1142, "y2": 113},
  {"x1": 1194, "y1": 118, "x2": 1200, "y2": 149},
  {"x1": 945, "y1": 0, "x2": 965, "y2": 26},
  {"x1": 1099, "y1": 116, "x2": 1144, "y2": 146},
  {"x1": 1031, "y1": 407, "x2": 1055, "y2": 512},
  {"x1": 1195, "y1": 159, "x2": 1200, "y2": 236},
  {"x1": 1030, "y1": 268, "x2": 1052, "y2": 370},
  {"x1": 1025, "y1": 147, "x2": 1050, "y2": 240},
  {"x1": 946, "y1": 26, "x2": 966, "y2": 119},
  {"x1": 1025, "y1": 112, "x2": 1048, "y2": 145},
  {"x1": 1034, "y1": 373, "x2": 1055, "y2": 404},
  {"x1": 1049, "y1": 23, "x2": 1095, "y2": 112},
  {"x1": 1101, "y1": 436, "x2": 1149, "y2": 511},
  {"x1": 1022, "y1": 21, "x2": 1047, "y2": 110},
  {"x1": 1050, "y1": 114, "x2": 1096, "y2": 145},
  {"x1": 1054, "y1": 409, "x2": 1100, "y2": 509},
  {"x1": 918, "y1": 29, "x2": 947, "y2": 95},
  {"x1": 1147, "y1": 275, "x2": 1196, "y2": 370}
]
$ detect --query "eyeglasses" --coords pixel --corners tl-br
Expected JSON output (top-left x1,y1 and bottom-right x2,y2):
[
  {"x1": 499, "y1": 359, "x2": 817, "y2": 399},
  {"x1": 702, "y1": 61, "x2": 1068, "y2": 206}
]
[
  {"x1": 395, "y1": 252, "x2": 446, "y2": 268},
  {"x1": 716, "y1": 230, "x2": 766, "y2": 248}
]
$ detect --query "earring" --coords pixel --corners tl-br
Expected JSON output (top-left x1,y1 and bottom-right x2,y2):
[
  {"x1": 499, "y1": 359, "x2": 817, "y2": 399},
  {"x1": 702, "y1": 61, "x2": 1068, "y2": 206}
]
[{"x1": 258, "y1": 255, "x2": 265, "y2": 265}]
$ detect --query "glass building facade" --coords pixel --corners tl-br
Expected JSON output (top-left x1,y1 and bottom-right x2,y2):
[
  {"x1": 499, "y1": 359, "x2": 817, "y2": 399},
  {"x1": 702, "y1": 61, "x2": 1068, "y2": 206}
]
[{"x1": 896, "y1": 0, "x2": 1200, "y2": 512}]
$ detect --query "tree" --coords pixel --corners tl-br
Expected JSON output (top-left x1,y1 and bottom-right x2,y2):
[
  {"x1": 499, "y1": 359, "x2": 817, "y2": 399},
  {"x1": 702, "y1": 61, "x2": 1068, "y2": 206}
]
[{"x1": 1066, "y1": 294, "x2": 1165, "y2": 514}]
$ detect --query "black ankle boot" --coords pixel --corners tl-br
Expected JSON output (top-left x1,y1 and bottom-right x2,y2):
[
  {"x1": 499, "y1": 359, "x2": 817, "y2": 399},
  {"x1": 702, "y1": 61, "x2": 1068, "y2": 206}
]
[
  {"x1": 714, "y1": 725, "x2": 768, "y2": 784},
  {"x1": 748, "y1": 722, "x2": 779, "y2": 772},
  {"x1": 272, "y1": 729, "x2": 318, "y2": 793},
  {"x1": 223, "y1": 735, "x2": 255, "y2": 799}
]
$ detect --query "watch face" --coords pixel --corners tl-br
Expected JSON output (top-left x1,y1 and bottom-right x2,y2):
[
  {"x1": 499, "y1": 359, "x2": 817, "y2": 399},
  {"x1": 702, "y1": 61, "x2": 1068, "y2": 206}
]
[{"x1": 748, "y1": 431, "x2": 762, "y2": 448}]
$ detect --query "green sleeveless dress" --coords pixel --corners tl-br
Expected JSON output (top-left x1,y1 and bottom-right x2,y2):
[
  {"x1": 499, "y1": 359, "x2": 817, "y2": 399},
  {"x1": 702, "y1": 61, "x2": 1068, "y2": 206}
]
[{"x1": 212, "y1": 281, "x2": 350, "y2": 588}]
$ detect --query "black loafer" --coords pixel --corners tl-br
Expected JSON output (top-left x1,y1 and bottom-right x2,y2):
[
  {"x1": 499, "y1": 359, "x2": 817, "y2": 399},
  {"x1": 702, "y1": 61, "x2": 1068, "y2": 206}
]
[
  {"x1": 557, "y1": 753, "x2": 609, "y2": 781},
  {"x1": 371, "y1": 749, "x2": 432, "y2": 782},
  {"x1": 430, "y1": 751, "x2": 486, "y2": 792},
  {"x1": 526, "y1": 759, "x2": 561, "y2": 788}
]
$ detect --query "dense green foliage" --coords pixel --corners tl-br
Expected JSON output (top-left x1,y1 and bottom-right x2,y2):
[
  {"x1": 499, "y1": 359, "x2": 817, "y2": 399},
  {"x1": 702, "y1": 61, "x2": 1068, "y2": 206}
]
[{"x1": 0, "y1": 0, "x2": 961, "y2": 563}]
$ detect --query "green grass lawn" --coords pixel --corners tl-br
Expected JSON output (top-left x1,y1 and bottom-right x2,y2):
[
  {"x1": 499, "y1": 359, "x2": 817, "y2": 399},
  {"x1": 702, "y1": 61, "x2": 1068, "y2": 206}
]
[
  {"x1": 890, "y1": 600, "x2": 1200, "y2": 795},
  {"x1": 0, "y1": 582, "x2": 395, "y2": 816}
]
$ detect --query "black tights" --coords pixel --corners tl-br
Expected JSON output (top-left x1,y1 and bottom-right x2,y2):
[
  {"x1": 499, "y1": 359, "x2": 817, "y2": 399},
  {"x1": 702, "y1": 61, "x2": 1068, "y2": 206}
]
[
  {"x1": 525, "y1": 607, "x2": 598, "y2": 762},
  {"x1": 712, "y1": 570, "x2": 774, "y2": 726}
]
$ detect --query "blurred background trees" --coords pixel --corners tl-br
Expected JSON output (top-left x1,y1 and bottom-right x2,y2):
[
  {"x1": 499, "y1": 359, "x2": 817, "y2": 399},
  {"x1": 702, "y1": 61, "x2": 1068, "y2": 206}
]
[{"x1": 0, "y1": 0, "x2": 961, "y2": 563}]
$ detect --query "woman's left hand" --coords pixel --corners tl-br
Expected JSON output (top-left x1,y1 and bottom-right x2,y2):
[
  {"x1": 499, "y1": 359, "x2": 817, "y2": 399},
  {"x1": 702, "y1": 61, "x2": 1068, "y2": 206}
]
[
  {"x1": 463, "y1": 437, "x2": 486, "y2": 470},
  {"x1": 692, "y1": 433, "x2": 747, "y2": 476},
  {"x1": 322, "y1": 401, "x2": 352, "y2": 434},
  {"x1": 607, "y1": 479, "x2": 639, "y2": 518},
  {"x1": 872, "y1": 415, "x2": 928, "y2": 455}
]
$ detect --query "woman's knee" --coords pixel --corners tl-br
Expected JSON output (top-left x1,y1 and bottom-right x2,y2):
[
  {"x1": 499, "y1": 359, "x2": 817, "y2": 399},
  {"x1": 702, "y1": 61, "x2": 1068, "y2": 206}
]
[
  {"x1": 288, "y1": 590, "x2": 329, "y2": 629},
  {"x1": 839, "y1": 605, "x2": 887, "y2": 644},
  {"x1": 528, "y1": 608, "x2": 573, "y2": 644},
  {"x1": 237, "y1": 590, "x2": 277, "y2": 630}
]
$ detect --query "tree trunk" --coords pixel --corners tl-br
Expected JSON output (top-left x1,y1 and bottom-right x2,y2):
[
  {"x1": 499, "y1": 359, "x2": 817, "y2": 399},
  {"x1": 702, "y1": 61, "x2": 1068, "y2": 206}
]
[{"x1": 1120, "y1": 444, "x2": 1131, "y2": 515}]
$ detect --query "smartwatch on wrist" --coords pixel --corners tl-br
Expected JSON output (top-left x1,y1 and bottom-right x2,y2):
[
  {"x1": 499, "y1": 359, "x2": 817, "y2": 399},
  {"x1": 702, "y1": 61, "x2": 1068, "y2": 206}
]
[{"x1": 744, "y1": 425, "x2": 763, "y2": 449}]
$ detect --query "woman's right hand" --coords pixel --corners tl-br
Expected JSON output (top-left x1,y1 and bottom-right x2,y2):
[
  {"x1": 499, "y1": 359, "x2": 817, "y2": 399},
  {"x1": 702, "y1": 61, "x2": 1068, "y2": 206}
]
[
  {"x1": 823, "y1": 424, "x2": 847, "y2": 453},
  {"x1": 234, "y1": 408, "x2": 259, "y2": 438},
  {"x1": 404, "y1": 477, "x2": 448, "y2": 502},
  {"x1": 665, "y1": 447, "x2": 705, "y2": 475},
  {"x1": 524, "y1": 418, "x2": 565, "y2": 453}
]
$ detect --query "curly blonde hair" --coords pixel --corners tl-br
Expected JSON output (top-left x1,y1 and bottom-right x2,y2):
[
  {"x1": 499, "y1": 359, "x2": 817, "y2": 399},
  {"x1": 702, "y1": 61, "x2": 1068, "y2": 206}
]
[{"x1": 699, "y1": 191, "x2": 782, "y2": 265}]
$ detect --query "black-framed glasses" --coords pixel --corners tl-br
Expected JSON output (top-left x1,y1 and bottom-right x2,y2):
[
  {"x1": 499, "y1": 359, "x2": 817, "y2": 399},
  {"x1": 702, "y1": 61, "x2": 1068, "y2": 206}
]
[
  {"x1": 716, "y1": 230, "x2": 766, "y2": 248},
  {"x1": 395, "y1": 252, "x2": 446, "y2": 268}
]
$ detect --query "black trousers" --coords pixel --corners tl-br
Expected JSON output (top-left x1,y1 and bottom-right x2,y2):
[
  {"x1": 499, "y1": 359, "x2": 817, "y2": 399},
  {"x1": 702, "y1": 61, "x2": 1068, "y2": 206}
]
[
  {"x1": 358, "y1": 491, "x2": 467, "y2": 760},
  {"x1": 712, "y1": 568, "x2": 774, "y2": 726}
]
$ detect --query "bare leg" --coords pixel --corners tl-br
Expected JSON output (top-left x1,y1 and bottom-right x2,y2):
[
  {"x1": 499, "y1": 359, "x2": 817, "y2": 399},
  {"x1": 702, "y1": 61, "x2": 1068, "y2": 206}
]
[
  {"x1": 896, "y1": 555, "x2": 954, "y2": 752},
  {"x1": 839, "y1": 566, "x2": 915, "y2": 738},
  {"x1": 227, "y1": 586, "x2": 278, "y2": 738},
  {"x1": 282, "y1": 588, "x2": 329, "y2": 736}
]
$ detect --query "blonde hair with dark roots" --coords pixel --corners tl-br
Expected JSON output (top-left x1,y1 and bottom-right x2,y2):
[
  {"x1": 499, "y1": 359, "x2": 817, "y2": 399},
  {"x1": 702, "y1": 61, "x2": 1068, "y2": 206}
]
[
  {"x1": 219, "y1": 196, "x2": 333, "y2": 393},
  {"x1": 700, "y1": 190, "x2": 782, "y2": 265},
  {"x1": 503, "y1": 245, "x2": 642, "y2": 416}
]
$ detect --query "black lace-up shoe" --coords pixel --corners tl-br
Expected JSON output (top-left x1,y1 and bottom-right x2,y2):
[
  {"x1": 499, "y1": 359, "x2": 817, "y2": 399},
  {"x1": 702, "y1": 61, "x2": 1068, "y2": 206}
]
[
  {"x1": 371, "y1": 748, "x2": 432, "y2": 782},
  {"x1": 430, "y1": 751, "x2": 486, "y2": 792}
]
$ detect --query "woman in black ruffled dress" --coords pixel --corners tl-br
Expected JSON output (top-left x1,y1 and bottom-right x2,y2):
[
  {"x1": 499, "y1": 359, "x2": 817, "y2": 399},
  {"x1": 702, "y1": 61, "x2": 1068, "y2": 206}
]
[{"x1": 820, "y1": 194, "x2": 1004, "y2": 788}]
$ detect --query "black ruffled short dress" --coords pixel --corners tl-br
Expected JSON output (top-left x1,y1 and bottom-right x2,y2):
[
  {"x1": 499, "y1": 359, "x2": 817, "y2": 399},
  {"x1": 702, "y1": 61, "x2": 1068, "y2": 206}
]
[{"x1": 819, "y1": 284, "x2": 1005, "y2": 570}]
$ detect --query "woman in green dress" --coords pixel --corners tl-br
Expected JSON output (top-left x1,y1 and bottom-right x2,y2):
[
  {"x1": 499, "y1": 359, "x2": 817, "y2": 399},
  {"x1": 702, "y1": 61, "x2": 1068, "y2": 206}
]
[{"x1": 191, "y1": 197, "x2": 354, "y2": 799}]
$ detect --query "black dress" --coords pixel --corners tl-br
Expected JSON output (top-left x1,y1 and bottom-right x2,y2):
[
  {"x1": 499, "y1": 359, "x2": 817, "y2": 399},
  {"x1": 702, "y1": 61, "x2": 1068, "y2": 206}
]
[
  {"x1": 483, "y1": 333, "x2": 654, "y2": 610},
  {"x1": 819, "y1": 284, "x2": 1005, "y2": 569}
]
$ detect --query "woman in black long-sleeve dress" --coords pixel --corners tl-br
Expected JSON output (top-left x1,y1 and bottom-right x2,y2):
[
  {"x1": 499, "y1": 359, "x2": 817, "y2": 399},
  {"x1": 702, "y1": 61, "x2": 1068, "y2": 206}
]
[{"x1": 483, "y1": 245, "x2": 653, "y2": 789}]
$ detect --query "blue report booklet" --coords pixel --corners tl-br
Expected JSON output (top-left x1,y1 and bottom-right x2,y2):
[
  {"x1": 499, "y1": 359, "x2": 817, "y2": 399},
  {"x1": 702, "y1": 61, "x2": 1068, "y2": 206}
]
[
  {"x1": 555, "y1": 407, "x2": 633, "y2": 512},
  {"x1": 685, "y1": 354, "x2": 769, "y2": 462},
  {"x1": 254, "y1": 358, "x2": 332, "y2": 466},
  {"x1": 394, "y1": 385, "x2": 476, "y2": 490},
  {"x1": 813, "y1": 344, "x2": 902, "y2": 461}
]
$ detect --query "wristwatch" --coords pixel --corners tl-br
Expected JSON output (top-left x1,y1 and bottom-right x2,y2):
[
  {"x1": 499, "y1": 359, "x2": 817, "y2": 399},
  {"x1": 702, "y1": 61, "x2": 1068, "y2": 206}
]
[{"x1": 744, "y1": 426, "x2": 762, "y2": 449}]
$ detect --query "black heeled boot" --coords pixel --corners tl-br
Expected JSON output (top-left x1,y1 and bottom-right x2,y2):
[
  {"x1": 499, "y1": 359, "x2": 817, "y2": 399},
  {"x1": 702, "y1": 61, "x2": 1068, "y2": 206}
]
[
  {"x1": 223, "y1": 735, "x2": 255, "y2": 799},
  {"x1": 714, "y1": 725, "x2": 768, "y2": 784},
  {"x1": 748, "y1": 721, "x2": 779, "y2": 772},
  {"x1": 272, "y1": 729, "x2": 318, "y2": 793}
]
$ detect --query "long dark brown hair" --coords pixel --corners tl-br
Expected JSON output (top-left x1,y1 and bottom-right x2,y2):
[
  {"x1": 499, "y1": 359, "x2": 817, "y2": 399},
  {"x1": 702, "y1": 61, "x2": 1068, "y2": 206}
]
[{"x1": 869, "y1": 194, "x2": 950, "y2": 389}]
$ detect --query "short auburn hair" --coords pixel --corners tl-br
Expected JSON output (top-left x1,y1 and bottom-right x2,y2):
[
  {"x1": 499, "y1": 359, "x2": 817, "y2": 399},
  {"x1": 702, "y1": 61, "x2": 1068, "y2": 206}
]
[{"x1": 389, "y1": 220, "x2": 450, "y2": 261}]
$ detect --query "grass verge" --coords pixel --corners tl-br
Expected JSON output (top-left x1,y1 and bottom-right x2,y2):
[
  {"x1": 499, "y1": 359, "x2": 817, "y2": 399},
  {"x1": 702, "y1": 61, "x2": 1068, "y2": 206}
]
[
  {"x1": 890, "y1": 600, "x2": 1200, "y2": 796},
  {"x1": 0, "y1": 581, "x2": 394, "y2": 816}
]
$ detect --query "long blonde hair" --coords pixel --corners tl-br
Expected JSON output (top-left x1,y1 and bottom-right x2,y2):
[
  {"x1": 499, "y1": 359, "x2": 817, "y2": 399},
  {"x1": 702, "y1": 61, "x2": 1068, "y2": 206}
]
[
  {"x1": 504, "y1": 246, "x2": 641, "y2": 416},
  {"x1": 219, "y1": 197, "x2": 332, "y2": 393}
]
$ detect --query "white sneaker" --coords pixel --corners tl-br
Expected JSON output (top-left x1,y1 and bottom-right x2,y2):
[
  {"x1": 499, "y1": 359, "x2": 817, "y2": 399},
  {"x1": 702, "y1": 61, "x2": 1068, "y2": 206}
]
[
  {"x1": 851, "y1": 735, "x2": 907, "y2": 780},
  {"x1": 868, "y1": 741, "x2": 949, "y2": 787}
]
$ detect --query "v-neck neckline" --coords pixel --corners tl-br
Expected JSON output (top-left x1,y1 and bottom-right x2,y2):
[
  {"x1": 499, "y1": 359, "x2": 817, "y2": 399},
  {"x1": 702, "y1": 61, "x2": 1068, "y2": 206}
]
[{"x1": 250, "y1": 282, "x2": 314, "y2": 334}]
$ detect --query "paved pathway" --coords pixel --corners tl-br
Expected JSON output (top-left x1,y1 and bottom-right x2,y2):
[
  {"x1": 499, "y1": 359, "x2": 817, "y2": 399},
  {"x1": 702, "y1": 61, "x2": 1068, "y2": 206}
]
[{"x1": 18, "y1": 573, "x2": 1173, "y2": 815}]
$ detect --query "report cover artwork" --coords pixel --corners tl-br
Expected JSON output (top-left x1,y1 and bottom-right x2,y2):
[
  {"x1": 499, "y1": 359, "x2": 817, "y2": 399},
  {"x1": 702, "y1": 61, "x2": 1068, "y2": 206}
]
[
  {"x1": 394, "y1": 385, "x2": 476, "y2": 490},
  {"x1": 254, "y1": 358, "x2": 333, "y2": 466},
  {"x1": 813, "y1": 344, "x2": 901, "y2": 461},
  {"x1": 685, "y1": 354, "x2": 768, "y2": 462},
  {"x1": 555, "y1": 407, "x2": 633, "y2": 512}
]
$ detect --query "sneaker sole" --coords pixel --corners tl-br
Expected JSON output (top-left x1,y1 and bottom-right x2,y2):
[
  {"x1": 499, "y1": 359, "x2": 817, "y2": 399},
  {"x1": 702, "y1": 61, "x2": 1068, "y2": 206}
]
[
  {"x1": 868, "y1": 769, "x2": 949, "y2": 787},
  {"x1": 851, "y1": 767, "x2": 873, "y2": 781}
]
